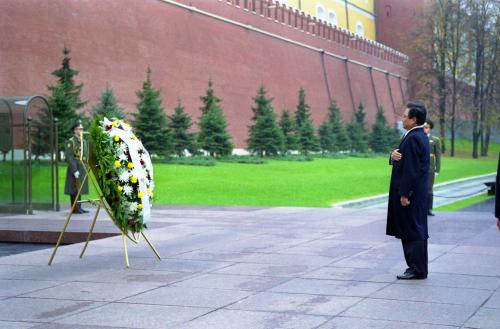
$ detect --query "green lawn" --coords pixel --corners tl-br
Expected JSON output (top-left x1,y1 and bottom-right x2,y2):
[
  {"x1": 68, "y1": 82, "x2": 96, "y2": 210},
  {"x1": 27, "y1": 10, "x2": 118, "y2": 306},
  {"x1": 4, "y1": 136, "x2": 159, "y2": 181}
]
[{"x1": 1, "y1": 139, "x2": 498, "y2": 208}]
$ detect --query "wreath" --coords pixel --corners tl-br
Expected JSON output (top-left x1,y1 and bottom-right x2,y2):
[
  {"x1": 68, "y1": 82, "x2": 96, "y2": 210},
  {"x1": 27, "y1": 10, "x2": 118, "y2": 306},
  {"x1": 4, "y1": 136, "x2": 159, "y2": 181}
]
[{"x1": 89, "y1": 116, "x2": 154, "y2": 234}]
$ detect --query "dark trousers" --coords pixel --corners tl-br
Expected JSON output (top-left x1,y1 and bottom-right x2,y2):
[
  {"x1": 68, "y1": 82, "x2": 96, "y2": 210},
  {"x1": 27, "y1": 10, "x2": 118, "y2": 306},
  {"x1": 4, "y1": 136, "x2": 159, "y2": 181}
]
[
  {"x1": 402, "y1": 239, "x2": 428, "y2": 277},
  {"x1": 70, "y1": 194, "x2": 81, "y2": 213},
  {"x1": 428, "y1": 193, "x2": 434, "y2": 210}
]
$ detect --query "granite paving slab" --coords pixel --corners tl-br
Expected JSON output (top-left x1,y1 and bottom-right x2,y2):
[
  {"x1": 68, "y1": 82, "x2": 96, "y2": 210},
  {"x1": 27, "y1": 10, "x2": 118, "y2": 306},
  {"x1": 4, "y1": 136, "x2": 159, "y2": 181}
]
[
  {"x1": 0, "y1": 297, "x2": 104, "y2": 322},
  {"x1": 463, "y1": 307, "x2": 500, "y2": 329},
  {"x1": 0, "y1": 321, "x2": 43, "y2": 329},
  {"x1": 212, "y1": 262, "x2": 315, "y2": 277},
  {"x1": 270, "y1": 278, "x2": 388, "y2": 297},
  {"x1": 318, "y1": 316, "x2": 460, "y2": 329},
  {"x1": 173, "y1": 273, "x2": 291, "y2": 292},
  {"x1": 0, "y1": 279, "x2": 62, "y2": 298},
  {"x1": 484, "y1": 290, "x2": 500, "y2": 309},
  {"x1": 21, "y1": 281, "x2": 162, "y2": 302},
  {"x1": 226, "y1": 291, "x2": 361, "y2": 316},
  {"x1": 342, "y1": 298, "x2": 477, "y2": 326},
  {"x1": 175, "y1": 309, "x2": 329, "y2": 329},
  {"x1": 0, "y1": 204, "x2": 498, "y2": 328},
  {"x1": 55, "y1": 303, "x2": 209, "y2": 328},
  {"x1": 300, "y1": 266, "x2": 398, "y2": 283},
  {"x1": 369, "y1": 283, "x2": 492, "y2": 306},
  {"x1": 121, "y1": 285, "x2": 253, "y2": 308}
]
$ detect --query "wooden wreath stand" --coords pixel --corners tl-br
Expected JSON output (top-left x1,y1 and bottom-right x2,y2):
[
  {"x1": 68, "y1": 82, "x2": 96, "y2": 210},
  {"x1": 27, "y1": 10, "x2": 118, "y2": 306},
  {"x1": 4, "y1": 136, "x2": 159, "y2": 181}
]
[{"x1": 48, "y1": 159, "x2": 161, "y2": 268}]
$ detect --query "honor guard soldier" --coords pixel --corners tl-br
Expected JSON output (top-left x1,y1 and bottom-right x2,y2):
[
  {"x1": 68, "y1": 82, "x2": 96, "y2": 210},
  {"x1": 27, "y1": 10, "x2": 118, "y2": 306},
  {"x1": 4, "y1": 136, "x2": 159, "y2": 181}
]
[
  {"x1": 64, "y1": 120, "x2": 89, "y2": 214},
  {"x1": 424, "y1": 120, "x2": 441, "y2": 216}
]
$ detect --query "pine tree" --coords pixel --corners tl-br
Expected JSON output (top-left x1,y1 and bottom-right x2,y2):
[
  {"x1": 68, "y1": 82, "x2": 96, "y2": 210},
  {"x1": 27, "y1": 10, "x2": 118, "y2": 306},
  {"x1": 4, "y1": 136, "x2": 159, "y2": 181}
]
[
  {"x1": 279, "y1": 109, "x2": 297, "y2": 154},
  {"x1": 388, "y1": 123, "x2": 403, "y2": 150},
  {"x1": 45, "y1": 47, "x2": 86, "y2": 158},
  {"x1": 347, "y1": 102, "x2": 369, "y2": 152},
  {"x1": 247, "y1": 86, "x2": 283, "y2": 156},
  {"x1": 318, "y1": 120, "x2": 334, "y2": 153},
  {"x1": 298, "y1": 120, "x2": 319, "y2": 155},
  {"x1": 294, "y1": 88, "x2": 319, "y2": 154},
  {"x1": 198, "y1": 80, "x2": 233, "y2": 157},
  {"x1": 168, "y1": 99, "x2": 194, "y2": 157},
  {"x1": 133, "y1": 67, "x2": 172, "y2": 156},
  {"x1": 327, "y1": 100, "x2": 350, "y2": 152},
  {"x1": 370, "y1": 107, "x2": 393, "y2": 153},
  {"x1": 92, "y1": 87, "x2": 125, "y2": 119}
]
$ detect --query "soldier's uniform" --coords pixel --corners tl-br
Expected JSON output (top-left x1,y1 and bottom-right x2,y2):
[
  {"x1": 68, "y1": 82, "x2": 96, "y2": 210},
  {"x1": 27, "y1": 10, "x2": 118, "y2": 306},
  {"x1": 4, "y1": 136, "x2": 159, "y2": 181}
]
[
  {"x1": 428, "y1": 134, "x2": 441, "y2": 213},
  {"x1": 64, "y1": 122, "x2": 89, "y2": 213}
]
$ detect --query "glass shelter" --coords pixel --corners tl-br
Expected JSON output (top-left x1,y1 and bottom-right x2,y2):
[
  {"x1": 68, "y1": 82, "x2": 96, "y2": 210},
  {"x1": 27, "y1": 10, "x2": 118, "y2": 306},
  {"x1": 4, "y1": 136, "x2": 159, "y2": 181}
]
[{"x1": 0, "y1": 96, "x2": 59, "y2": 214}]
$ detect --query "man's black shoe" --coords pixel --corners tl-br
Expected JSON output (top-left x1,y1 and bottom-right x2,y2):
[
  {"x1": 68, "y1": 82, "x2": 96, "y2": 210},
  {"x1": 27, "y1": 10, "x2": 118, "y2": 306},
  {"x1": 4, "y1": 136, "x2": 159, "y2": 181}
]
[
  {"x1": 397, "y1": 272, "x2": 427, "y2": 280},
  {"x1": 428, "y1": 210, "x2": 435, "y2": 216}
]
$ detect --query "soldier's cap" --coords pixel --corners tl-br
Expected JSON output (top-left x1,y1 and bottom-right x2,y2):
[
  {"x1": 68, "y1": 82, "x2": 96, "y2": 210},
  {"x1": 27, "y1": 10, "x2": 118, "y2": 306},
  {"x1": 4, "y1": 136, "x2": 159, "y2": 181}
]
[{"x1": 71, "y1": 120, "x2": 84, "y2": 131}]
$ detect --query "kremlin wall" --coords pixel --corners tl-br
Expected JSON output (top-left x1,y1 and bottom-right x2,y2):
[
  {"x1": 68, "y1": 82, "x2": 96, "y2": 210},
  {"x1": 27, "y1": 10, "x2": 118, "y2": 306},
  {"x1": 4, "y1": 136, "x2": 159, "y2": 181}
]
[{"x1": 0, "y1": 0, "x2": 410, "y2": 148}]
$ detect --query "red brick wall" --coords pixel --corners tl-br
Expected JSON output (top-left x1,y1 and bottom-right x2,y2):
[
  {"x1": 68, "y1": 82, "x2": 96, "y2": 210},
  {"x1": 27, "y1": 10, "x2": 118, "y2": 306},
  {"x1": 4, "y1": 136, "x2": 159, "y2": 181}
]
[
  {"x1": 376, "y1": 0, "x2": 425, "y2": 53},
  {"x1": 0, "y1": 0, "x2": 409, "y2": 148}
]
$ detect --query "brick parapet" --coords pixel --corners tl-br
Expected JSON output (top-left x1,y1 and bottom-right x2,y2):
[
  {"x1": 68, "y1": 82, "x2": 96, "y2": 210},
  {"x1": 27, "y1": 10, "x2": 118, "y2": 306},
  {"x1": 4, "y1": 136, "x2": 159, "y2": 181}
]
[{"x1": 172, "y1": 0, "x2": 409, "y2": 68}]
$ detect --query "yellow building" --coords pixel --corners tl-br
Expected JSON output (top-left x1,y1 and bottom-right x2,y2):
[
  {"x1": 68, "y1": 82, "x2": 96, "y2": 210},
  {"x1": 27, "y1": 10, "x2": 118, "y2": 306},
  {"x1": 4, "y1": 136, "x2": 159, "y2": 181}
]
[{"x1": 279, "y1": 0, "x2": 376, "y2": 40}]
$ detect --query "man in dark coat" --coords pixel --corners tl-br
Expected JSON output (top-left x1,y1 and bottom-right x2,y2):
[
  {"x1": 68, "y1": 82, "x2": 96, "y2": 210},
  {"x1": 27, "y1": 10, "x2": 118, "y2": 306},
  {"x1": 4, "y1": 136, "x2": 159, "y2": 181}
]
[
  {"x1": 496, "y1": 152, "x2": 500, "y2": 230},
  {"x1": 387, "y1": 102, "x2": 430, "y2": 280},
  {"x1": 64, "y1": 120, "x2": 89, "y2": 214},
  {"x1": 424, "y1": 120, "x2": 441, "y2": 216}
]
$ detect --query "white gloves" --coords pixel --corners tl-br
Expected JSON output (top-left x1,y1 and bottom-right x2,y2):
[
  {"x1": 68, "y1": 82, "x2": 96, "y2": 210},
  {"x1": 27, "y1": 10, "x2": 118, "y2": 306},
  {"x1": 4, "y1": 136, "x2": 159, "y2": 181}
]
[
  {"x1": 74, "y1": 171, "x2": 80, "y2": 179},
  {"x1": 435, "y1": 173, "x2": 439, "y2": 176}
]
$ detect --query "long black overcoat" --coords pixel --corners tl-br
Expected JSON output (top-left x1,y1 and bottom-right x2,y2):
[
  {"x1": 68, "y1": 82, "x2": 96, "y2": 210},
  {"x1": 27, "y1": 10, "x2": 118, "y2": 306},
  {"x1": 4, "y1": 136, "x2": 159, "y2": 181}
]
[
  {"x1": 64, "y1": 136, "x2": 89, "y2": 195},
  {"x1": 386, "y1": 127, "x2": 430, "y2": 240}
]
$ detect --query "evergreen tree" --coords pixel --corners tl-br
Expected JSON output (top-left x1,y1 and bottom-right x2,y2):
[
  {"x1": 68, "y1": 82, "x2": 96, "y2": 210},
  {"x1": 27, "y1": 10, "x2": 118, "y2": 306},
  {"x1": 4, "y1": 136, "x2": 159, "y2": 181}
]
[
  {"x1": 168, "y1": 99, "x2": 194, "y2": 157},
  {"x1": 327, "y1": 100, "x2": 350, "y2": 152},
  {"x1": 279, "y1": 109, "x2": 297, "y2": 153},
  {"x1": 347, "y1": 102, "x2": 369, "y2": 152},
  {"x1": 388, "y1": 123, "x2": 403, "y2": 150},
  {"x1": 247, "y1": 86, "x2": 283, "y2": 156},
  {"x1": 294, "y1": 88, "x2": 319, "y2": 154},
  {"x1": 298, "y1": 120, "x2": 319, "y2": 155},
  {"x1": 45, "y1": 47, "x2": 86, "y2": 158},
  {"x1": 370, "y1": 107, "x2": 393, "y2": 153},
  {"x1": 32, "y1": 104, "x2": 53, "y2": 160},
  {"x1": 318, "y1": 120, "x2": 334, "y2": 153},
  {"x1": 198, "y1": 80, "x2": 233, "y2": 157},
  {"x1": 92, "y1": 87, "x2": 125, "y2": 119},
  {"x1": 133, "y1": 67, "x2": 172, "y2": 156}
]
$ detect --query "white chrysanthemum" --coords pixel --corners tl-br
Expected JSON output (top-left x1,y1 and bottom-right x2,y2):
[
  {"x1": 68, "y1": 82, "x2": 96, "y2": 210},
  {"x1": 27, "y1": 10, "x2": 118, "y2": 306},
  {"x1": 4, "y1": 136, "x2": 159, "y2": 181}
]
[
  {"x1": 129, "y1": 202, "x2": 138, "y2": 212},
  {"x1": 123, "y1": 184, "x2": 133, "y2": 196},
  {"x1": 119, "y1": 170, "x2": 130, "y2": 183},
  {"x1": 119, "y1": 143, "x2": 128, "y2": 153},
  {"x1": 132, "y1": 168, "x2": 146, "y2": 180},
  {"x1": 118, "y1": 151, "x2": 128, "y2": 162}
]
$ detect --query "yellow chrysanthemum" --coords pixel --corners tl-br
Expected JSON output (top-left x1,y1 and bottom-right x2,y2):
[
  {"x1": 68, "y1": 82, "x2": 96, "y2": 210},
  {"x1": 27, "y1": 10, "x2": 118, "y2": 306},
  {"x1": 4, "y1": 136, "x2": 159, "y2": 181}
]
[
  {"x1": 113, "y1": 135, "x2": 120, "y2": 142},
  {"x1": 111, "y1": 121, "x2": 117, "y2": 126},
  {"x1": 130, "y1": 176, "x2": 138, "y2": 184},
  {"x1": 127, "y1": 162, "x2": 134, "y2": 169},
  {"x1": 138, "y1": 192, "x2": 143, "y2": 199},
  {"x1": 117, "y1": 186, "x2": 123, "y2": 192},
  {"x1": 138, "y1": 203, "x2": 143, "y2": 210},
  {"x1": 124, "y1": 123, "x2": 130, "y2": 128},
  {"x1": 114, "y1": 160, "x2": 121, "y2": 168}
]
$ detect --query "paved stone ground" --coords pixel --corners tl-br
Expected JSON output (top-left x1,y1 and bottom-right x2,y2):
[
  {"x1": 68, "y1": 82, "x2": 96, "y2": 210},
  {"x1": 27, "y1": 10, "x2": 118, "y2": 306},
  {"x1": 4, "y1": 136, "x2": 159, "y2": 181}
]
[{"x1": 0, "y1": 205, "x2": 499, "y2": 328}]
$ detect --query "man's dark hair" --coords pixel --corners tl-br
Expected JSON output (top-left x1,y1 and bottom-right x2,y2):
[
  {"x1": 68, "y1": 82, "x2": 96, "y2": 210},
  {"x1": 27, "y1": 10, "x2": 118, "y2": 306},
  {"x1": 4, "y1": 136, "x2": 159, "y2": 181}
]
[
  {"x1": 407, "y1": 102, "x2": 427, "y2": 125},
  {"x1": 425, "y1": 119, "x2": 434, "y2": 129}
]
